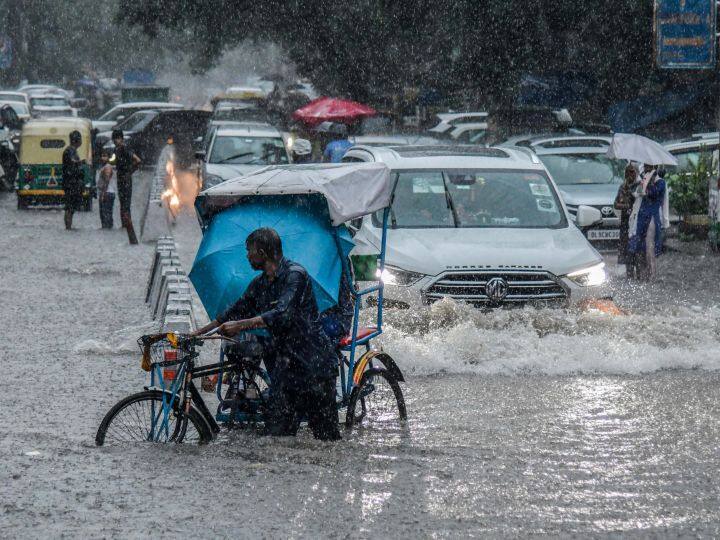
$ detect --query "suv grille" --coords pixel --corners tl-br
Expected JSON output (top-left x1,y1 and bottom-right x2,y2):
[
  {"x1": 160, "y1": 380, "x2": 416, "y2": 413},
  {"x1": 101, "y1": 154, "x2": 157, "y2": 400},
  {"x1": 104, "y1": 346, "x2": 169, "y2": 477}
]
[{"x1": 425, "y1": 271, "x2": 567, "y2": 305}]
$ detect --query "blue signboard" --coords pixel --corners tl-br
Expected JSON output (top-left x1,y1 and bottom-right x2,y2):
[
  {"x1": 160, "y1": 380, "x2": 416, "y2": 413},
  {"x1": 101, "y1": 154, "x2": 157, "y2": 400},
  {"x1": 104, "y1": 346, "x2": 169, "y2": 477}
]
[{"x1": 655, "y1": 0, "x2": 716, "y2": 69}]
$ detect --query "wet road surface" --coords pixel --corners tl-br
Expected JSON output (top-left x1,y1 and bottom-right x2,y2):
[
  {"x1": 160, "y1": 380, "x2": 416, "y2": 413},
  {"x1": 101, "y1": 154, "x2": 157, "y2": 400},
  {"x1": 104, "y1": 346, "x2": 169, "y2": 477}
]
[{"x1": 2, "y1": 184, "x2": 720, "y2": 537}]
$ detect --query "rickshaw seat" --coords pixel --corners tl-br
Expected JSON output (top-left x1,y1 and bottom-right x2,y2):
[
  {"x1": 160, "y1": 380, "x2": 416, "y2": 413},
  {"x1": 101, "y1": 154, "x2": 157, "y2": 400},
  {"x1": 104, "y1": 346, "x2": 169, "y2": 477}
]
[{"x1": 339, "y1": 326, "x2": 377, "y2": 347}]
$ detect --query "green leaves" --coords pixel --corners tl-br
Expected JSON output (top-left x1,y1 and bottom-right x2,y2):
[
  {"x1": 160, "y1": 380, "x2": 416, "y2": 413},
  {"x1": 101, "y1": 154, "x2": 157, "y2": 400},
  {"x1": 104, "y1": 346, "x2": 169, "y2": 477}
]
[{"x1": 667, "y1": 152, "x2": 713, "y2": 216}]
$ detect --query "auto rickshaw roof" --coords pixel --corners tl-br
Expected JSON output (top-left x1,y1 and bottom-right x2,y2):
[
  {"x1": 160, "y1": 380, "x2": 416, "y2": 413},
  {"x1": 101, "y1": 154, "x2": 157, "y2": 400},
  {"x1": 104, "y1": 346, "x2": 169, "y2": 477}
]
[
  {"x1": 20, "y1": 118, "x2": 93, "y2": 163},
  {"x1": 22, "y1": 117, "x2": 92, "y2": 137},
  {"x1": 197, "y1": 162, "x2": 392, "y2": 227}
]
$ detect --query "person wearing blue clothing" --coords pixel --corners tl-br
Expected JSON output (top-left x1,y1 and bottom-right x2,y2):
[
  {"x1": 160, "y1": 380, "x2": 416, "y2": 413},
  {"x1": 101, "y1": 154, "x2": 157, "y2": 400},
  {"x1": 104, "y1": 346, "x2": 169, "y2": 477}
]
[
  {"x1": 628, "y1": 165, "x2": 666, "y2": 281},
  {"x1": 192, "y1": 227, "x2": 341, "y2": 440},
  {"x1": 323, "y1": 124, "x2": 352, "y2": 163}
]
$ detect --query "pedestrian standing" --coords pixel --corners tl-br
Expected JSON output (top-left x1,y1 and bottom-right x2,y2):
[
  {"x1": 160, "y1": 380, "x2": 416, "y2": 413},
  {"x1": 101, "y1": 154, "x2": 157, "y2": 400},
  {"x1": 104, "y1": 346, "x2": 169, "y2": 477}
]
[
  {"x1": 628, "y1": 164, "x2": 666, "y2": 281},
  {"x1": 614, "y1": 163, "x2": 637, "y2": 278},
  {"x1": 96, "y1": 149, "x2": 116, "y2": 229},
  {"x1": 111, "y1": 129, "x2": 141, "y2": 244},
  {"x1": 61, "y1": 130, "x2": 85, "y2": 230},
  {"x1": 291, "y1": 138, "x2": 314, "y2": 163}
]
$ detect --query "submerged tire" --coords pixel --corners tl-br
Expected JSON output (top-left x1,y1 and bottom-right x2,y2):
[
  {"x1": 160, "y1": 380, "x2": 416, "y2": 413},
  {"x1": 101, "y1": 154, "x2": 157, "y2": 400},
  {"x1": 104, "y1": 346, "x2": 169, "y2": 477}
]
[
  {"x1": 345, "y1": 368, "x2": 406, "y2": 429},
  {"x1": 95, "y1": 390, "x2": 213, "y2": 446}
]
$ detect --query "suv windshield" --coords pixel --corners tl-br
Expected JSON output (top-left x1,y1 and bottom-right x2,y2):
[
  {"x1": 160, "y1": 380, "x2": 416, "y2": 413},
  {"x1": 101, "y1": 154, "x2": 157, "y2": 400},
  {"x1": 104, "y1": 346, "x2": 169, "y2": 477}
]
[
  {"x1": 378, "y1": 170, "x2": 566, "y2": 229},
  {"x1": 539, "y1": 153, "x2": 623, "y2": 185},
  {"x1": 209, "y1": 135, "x2": 288, "y2": 165}
]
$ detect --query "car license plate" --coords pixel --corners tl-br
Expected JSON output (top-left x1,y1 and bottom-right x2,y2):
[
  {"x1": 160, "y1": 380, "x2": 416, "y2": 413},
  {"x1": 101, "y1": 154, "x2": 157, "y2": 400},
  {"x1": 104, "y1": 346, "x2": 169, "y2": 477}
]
[{"x1": 587, "y1": 229, "x2": 620, "y2": 241}]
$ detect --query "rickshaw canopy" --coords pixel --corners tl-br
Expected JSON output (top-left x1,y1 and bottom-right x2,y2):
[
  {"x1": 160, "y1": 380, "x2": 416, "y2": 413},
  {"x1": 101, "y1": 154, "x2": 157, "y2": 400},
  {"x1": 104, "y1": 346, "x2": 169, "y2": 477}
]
[
  {"x1": 196, "y1": 162, "x2": 393, "y2": 227},
  {"x1": 19, "y1": 118, "x2": 92, "y2": 164}
]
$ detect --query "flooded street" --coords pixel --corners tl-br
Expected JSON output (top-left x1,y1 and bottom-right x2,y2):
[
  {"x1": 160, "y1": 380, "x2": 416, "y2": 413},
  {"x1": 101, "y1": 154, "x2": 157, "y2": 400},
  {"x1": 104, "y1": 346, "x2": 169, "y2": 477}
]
[{"x1": 2, "y1": 184, "x2": 720, "y2": 537}]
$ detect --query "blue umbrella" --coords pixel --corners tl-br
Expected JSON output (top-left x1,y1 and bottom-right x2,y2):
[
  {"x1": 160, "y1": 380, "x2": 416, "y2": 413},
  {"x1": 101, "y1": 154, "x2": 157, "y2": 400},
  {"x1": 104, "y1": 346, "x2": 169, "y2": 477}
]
[{"x1": 189, "y1": 195, "x2": 354, "y2": 320}]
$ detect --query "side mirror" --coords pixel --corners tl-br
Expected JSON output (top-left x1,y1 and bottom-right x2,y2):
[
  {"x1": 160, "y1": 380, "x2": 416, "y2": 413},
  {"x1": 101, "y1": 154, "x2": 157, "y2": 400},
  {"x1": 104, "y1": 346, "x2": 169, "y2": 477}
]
[
  {"x1": 575, "y1": 205, "x2": 603, "y2": 228},
  {"x1": 194, "y1": 150, "x2": 206, "y2": 161}
]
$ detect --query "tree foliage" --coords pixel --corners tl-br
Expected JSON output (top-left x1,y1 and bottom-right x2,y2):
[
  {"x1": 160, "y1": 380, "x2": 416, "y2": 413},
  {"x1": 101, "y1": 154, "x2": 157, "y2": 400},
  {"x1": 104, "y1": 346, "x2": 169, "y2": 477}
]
[{"x1": 118, "y1": 0, "x2": 665, "y2": 109}]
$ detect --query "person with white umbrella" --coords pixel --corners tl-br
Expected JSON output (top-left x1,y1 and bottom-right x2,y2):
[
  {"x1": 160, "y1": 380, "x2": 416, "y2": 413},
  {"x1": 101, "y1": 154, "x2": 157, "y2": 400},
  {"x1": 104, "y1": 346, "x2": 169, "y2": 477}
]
[{"x1": 607, "y1": 134, "x2": 676, "y2": 281}]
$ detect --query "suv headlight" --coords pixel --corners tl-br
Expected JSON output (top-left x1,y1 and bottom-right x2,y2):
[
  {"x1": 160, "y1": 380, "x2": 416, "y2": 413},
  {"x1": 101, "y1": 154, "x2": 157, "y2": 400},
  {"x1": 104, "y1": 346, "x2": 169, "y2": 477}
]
[
  {"x1": 566, "y1": 262, "x2": 606, "y2": 287},
  {"x1": 377, "y1": 265, "x2": 425, "y2": 286}
]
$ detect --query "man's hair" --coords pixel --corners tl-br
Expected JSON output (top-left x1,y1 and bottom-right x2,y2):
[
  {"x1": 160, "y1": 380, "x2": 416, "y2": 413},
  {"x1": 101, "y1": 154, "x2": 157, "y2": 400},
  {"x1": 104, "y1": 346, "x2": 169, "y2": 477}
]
[
  {"x1": 246, "y1": 228, "x2": 283, "y2": 261},
  {"x1": 69, "y1": 130, "x2": 81, "y2": 144},
  {"x1": 111, "y1": 129, "x2": 123, "y2": 140}
]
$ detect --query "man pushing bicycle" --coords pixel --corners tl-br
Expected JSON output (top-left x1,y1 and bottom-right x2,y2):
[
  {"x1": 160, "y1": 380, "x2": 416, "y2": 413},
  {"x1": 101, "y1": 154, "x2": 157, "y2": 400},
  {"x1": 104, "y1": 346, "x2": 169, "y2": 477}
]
[{"x1": 192, "y1": 227, "x2": 341, "y2": 441}]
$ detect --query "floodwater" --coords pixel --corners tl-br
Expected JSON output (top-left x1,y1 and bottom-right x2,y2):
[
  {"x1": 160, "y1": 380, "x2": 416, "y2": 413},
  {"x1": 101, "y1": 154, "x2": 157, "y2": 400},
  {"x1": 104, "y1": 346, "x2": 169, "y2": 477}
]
[{"x1": 2, "y1": 176, "x2": 720, "y2": 537}]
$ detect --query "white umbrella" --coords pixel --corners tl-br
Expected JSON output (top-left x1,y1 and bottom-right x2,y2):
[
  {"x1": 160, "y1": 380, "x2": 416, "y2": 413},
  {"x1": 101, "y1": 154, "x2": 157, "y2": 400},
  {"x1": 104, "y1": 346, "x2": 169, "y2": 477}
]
[{"x1": 606, "y1": 133, "x2": 678, "y2": 166}]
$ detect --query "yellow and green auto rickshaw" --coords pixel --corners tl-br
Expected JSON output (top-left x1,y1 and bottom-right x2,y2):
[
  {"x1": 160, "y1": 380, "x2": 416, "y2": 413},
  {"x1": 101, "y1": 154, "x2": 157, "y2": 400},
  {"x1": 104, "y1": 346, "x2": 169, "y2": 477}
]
[{"x1": 16, "y1": 118, "x2": 95, "y2": 210}]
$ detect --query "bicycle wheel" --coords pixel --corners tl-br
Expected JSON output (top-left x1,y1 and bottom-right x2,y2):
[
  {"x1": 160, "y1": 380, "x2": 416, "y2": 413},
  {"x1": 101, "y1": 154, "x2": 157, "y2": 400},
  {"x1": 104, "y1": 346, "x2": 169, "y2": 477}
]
[
  {"x1": 95, "y1": 390, "x2": 213, "y2": 446},
  {"x1": 345, "y1": 368, "x2": 407, "y2": 428}
]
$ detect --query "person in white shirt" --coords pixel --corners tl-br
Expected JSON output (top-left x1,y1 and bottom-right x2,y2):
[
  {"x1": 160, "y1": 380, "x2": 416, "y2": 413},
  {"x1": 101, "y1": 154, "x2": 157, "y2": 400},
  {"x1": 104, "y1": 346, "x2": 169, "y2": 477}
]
[{"x1": 96, "y1": 150, "x2": 117, "y2": 229}]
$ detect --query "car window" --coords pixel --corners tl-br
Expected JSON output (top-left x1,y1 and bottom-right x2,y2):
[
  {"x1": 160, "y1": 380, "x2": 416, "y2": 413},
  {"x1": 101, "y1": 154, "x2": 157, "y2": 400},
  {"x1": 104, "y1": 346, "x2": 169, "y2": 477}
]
[
  {"x1": 376, "y1": 169, "x2": 566, "y2": 229},
  {"x1": 0, "y1": 93, "x2": 24, "y2": 103},
  {"x1": 31, "y1": 97, "x2": 68, "y2": 107},
  {"x1": 115, "y1": 112, "x2": 154, "y2": 132},
  {"x1": 209, "y1": 135, "x2": 288, "y2": 165},
  {"x1": 538, "y1": 153, "x2": 623, "y2": 185}
]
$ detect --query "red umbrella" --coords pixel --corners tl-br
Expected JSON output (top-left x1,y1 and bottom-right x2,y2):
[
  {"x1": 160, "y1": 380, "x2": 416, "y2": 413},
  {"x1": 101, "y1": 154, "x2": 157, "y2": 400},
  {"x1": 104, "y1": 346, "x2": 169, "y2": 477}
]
[{"x1": 292, "y1": 96, "x2": 376, "y2": 127}]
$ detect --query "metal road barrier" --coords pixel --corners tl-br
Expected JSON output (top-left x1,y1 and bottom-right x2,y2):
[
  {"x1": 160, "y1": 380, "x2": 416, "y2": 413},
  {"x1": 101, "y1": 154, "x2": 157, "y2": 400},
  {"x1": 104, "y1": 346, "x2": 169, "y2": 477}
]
[
  {"x1": 146, "y1": 235, "x2": 196, "y2": 333},
  {"x1": 140, "y1": 149, "x2": 172, "y2": 243}
]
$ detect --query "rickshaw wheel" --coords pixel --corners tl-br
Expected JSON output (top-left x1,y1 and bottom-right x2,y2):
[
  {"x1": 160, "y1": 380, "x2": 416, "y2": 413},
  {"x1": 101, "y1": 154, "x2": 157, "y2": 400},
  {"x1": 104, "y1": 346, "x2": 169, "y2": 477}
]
[
  {"x1": 17, "y1": 195, "x2": 28, "y2": 210},
  {"x1": 95, "y1": 390, "x2": 213, "y2": 446},
  {"x1": 345, "y1": 368, "x2": 406, "y2": 429}
]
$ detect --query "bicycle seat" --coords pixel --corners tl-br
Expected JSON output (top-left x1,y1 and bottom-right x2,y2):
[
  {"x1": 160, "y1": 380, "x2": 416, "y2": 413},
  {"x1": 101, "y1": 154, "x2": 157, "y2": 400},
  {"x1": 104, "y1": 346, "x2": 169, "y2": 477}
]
[{"x1": 339, "y1": 326, "x2": 377, "y2": 347}]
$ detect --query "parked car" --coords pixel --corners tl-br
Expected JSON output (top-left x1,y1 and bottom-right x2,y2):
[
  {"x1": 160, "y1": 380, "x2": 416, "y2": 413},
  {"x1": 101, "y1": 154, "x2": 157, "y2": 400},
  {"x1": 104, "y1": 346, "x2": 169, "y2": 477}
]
[
  {"x1": 663, "y1": 132, "x2": 719, "y2": 170},
  {"x1": 0, "y1": 100, "x2": 30, "y2": 122},
  {"x1": 17, "y1": 84, "x2": 71, "y2": 99},
  {"x1": 29, "y1": 93, "x2": 75, "y2": 118},
  {"x1": 663, "y1": 133, "x2": 718, "y2": 225},
  {"x1": 428, "y1": 112, "x2": 489, "y2": 135},
  {"x1": 102, "y1": 109, "x2": 211, "y2": 166},
  {"x1": 504, "y1": 135, "x2": 623, "y2": 248},
  {"x1": 0, "y1": 91, "x2": 31, "y2": 111},
  {"x1": 342, "y1": 145, "x2": 608, "y2": 308},
  {"x1": 96, "y1": 110, "x2": 159, "y2": 156},
  {"x1": 349, "y1": 134, "x2": 440, "y2": 147},
  {"x1": 92, "y1": 101, "x2": 183, "y2": 131},
  {"x1": 198, "y1": 122, "x2": 291, "y2": 189}
]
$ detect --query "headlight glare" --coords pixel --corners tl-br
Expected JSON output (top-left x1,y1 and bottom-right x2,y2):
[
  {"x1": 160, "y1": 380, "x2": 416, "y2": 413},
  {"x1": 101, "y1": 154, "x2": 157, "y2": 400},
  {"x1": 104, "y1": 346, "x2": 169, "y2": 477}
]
[
  {"x1": 376, "y1": 265, "x2": 424, "y2": 286},
  {"x1": 567, "y1": 262, "x2": 606, "y2": 287}
]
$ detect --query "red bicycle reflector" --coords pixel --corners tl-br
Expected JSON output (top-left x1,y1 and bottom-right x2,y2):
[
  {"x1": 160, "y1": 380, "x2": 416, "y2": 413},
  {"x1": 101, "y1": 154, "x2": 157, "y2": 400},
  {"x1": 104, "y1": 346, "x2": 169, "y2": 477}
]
[{"x1": 163, "y1": 349, "x2": 178, "y2": 381}]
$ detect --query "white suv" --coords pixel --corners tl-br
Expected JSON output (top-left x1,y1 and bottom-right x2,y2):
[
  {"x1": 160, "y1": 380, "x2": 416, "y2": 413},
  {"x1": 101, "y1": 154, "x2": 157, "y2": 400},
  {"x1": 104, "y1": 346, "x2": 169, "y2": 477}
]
[{"x1": 342, "y1": 145, "x2": 610, "y2": 308}]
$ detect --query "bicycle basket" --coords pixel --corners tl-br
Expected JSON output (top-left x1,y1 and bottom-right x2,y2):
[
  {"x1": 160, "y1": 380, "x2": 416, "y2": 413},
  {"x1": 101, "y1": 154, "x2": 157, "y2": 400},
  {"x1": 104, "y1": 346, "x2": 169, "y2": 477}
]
[{"x1": 138, "y1": 335, "x2": 184, "y2": 380}]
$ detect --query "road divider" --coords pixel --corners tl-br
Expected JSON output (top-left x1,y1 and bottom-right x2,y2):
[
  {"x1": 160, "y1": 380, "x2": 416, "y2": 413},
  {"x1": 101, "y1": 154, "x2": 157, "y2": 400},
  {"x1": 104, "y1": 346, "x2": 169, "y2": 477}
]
[{"x1": 146, "y1": 235, "x2": 197, "y2": 333}]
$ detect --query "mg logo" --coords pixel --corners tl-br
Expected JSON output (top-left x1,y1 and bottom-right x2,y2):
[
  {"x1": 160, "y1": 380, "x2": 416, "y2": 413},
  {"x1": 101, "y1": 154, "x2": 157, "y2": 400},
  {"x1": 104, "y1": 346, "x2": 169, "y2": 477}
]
[
  {"x1": 485, "y1": 277, "x2": 508, "y2": 303},
  {"x1": 601, "y1": 206, "x2": 615, "y2": 217}
]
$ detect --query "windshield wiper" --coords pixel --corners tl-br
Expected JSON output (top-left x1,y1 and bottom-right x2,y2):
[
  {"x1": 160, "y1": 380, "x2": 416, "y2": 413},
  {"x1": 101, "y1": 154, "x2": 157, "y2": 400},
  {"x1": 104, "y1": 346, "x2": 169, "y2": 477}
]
[
  {"x1": 441, "y1": 173, "x2": 459, "y2": 227},
  {"x1": 217, "y1": 151, "x2": 254, "y2": 164}
]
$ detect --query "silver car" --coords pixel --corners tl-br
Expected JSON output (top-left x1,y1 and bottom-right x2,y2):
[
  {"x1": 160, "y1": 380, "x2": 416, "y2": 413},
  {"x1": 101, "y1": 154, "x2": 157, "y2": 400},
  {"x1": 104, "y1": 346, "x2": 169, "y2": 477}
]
[
  {"x1": 199, "y1": 123, "x2": 291, "y2": 190},
  {"x1": 505, "y1": 135, "x2": 622, "y2": 247}
]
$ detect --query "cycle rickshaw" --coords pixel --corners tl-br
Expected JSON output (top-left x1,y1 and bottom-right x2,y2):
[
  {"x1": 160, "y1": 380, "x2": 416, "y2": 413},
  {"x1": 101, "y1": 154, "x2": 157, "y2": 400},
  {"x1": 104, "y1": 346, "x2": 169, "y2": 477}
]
[{"x1": 96, "y1": 163, "x2": 406, "y2": 445}]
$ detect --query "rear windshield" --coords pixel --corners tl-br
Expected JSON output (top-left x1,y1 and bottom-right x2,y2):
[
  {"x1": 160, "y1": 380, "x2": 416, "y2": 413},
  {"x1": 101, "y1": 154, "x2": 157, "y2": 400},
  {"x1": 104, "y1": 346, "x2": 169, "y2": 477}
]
[{"x1": 376, "y1": 169, "x2": 566, "y2": 229}]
